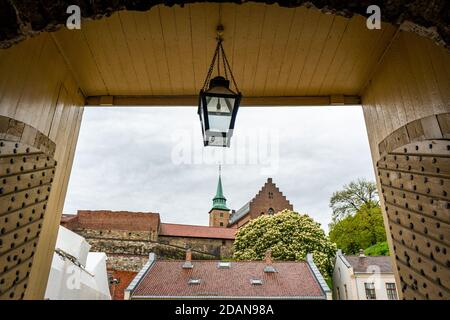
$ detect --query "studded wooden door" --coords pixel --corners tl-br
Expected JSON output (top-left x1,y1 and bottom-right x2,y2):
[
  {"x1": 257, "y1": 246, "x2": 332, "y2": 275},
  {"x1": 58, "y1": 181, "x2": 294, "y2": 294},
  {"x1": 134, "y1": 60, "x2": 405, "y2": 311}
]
[
  {"x1": 0, "y1": 116, "x2": 57, "y2": 300},
  {"x1": 377, "y1": 113, "x2": 450, "y2": 300}
]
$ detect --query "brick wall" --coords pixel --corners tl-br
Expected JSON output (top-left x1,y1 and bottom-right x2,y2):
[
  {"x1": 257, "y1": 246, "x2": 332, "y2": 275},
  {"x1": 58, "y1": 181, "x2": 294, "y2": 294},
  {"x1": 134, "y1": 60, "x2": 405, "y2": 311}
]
[
  {"x1": 108, "y1": 270, "x2": 137, "y2": 300},
  {"x1": 158, "y1": 236, "x2": 234, "y2": 258},
  {"x1": 209, "y1": 209, "x2": 231, "y2": 227},
  {"x1": 64, "y1": 210, "x2": 160, "y2": 234},
  {"x1": 230, "y1": 178, "x2": 293, "y2": 227}
]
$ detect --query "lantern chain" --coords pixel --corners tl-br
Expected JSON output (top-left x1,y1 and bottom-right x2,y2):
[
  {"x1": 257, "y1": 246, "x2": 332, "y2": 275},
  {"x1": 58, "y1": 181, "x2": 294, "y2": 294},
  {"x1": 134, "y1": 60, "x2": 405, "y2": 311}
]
[
  {"x1": 202, "y1": 40, "x2": 221, "y2": 91},
  {"x1": 220, "y1": 43, "x2": 239, "y2": 93},
  {"x1": 202, "y1": 26, "x2": 240, "y2": 94}
]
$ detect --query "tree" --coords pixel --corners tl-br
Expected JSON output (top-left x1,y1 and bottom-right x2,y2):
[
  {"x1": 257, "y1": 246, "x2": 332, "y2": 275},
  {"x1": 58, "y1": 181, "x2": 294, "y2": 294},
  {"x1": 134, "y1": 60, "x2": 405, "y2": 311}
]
[
  {"x1": 329, "y1": 179, "x2": 379, "y2": 225},
  {"x1": 364, "y1": 241, "x2": 389, "y2": 256},
  {"x1": 233, "y1": 210, "x2": 337, "y2": 278},
  {"x1": 329, "y1": 204, "x2": 386, "y2": 254}
]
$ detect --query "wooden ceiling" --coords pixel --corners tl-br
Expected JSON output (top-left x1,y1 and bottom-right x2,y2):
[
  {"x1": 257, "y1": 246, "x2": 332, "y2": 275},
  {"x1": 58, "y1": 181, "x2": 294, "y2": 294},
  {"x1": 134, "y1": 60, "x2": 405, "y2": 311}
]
[{"x1": 52, "y1": 2, "x2": 397, "y2": 106}]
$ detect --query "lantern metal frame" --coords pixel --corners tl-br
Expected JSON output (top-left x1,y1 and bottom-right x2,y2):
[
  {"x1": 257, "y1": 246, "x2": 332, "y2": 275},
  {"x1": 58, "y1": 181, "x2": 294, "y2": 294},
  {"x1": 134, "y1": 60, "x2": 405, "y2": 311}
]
[{"x1": 198, "y1": 25, "x2": 242, "y2": 147}]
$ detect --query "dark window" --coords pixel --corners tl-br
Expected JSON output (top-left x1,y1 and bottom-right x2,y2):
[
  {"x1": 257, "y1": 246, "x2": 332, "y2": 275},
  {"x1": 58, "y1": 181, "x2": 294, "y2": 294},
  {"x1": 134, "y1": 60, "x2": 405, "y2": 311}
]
[
  {"x1": 268, "y1": 208, "x2": 274, "y2": 215},
  {"x1": 220, "y1": 212, "x2": 223, "y2": 217},
  {"x1": 336, "y1": 287, "x2": 340, "y2": 300},
  {"x1": 220, "y1": 222, "x2": 223, "y2": 226},
  {"x1": 344, "y1": 284, "x2": 348, "y2": 299},
  {"x1": 365, "y1": 282, "x2": 376, "y2": 300},
  {"x1": 222, "y1": 240, "x2": 226, "y2": 246},
  {"x1": 386, "y1": 283, "x2": 398, "y2": 300},
  {"x1": 268, "y1": 192, "x2": 273, "y2": 199}
]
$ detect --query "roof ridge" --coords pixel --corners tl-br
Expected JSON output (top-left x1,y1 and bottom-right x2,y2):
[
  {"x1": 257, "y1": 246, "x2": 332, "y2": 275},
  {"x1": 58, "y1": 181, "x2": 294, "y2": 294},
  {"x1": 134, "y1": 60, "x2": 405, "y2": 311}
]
[
  {"x1": 155, "y1": 260, "x2": 308, "y2": 263},
  {"x1": 160, "y1": 222, "x2": 235, "y2": 229}
]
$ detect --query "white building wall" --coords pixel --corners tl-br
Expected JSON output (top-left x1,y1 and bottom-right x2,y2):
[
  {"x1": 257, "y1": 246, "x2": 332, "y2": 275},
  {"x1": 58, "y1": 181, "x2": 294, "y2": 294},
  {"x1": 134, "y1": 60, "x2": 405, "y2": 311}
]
[
  {"x1": 332, "y1": 250, "x2": 399, "y2": 300},
  {"x1": 333, "y1": 253, "x2": 358, "y2": 300},
  {"x1": 354, "y1": 273, "x2": 398, "y2": 300}
]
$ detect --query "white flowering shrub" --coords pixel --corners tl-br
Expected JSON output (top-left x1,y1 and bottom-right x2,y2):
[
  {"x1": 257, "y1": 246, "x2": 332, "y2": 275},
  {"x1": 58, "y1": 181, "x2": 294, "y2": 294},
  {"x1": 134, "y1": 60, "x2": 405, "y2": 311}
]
[{"x1": 233, "y1": 210, "x2": 337, "y2": 277}]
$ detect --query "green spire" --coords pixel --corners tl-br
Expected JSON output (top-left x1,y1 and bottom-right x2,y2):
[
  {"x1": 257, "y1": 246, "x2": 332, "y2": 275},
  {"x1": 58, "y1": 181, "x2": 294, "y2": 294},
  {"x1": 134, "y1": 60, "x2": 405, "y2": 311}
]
[{"x1": 212, "y1": 165, "x2": 229, "y2": 211}]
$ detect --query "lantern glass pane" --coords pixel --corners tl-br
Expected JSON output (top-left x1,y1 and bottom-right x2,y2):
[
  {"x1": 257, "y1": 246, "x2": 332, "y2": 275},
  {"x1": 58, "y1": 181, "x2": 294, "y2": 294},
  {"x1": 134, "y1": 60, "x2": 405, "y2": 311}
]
[{"x1": 206, "y1": 96, "x2": 235, "y2": 133}]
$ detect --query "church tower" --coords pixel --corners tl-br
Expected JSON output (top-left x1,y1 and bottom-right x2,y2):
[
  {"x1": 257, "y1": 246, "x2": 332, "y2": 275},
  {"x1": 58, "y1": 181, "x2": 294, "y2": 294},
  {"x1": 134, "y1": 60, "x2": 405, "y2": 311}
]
[{"x1": 209, "y1": 166, "x2": 231, "y2": 228}]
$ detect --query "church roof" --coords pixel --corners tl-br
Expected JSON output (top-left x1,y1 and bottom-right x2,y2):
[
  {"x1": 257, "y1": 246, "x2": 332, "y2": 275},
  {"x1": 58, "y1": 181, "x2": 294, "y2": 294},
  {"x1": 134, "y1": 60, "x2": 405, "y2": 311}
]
[
  {"x1": 228, "y1": 202, "x2": 250, "y2": 225},
  {"x1": 159, "y1": 223, "x2": 236, "y2": 240},
  {"x1": 211, "y1": 169, "x2": 229, "y2": 211}
]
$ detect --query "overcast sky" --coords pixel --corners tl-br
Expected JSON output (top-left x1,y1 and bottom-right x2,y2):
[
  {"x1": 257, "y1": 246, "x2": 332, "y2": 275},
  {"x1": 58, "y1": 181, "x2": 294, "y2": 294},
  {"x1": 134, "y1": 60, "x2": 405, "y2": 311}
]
[{"x1": 63, "y1": 106, "x2": 375, "y2": 233}]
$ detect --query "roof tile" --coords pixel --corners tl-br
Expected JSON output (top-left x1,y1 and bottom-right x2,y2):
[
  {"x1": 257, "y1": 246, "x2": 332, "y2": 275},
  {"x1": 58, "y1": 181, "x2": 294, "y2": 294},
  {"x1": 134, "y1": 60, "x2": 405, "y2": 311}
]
[{"x1": 132, "y1": 260, "x2": 325, "y2": 298}]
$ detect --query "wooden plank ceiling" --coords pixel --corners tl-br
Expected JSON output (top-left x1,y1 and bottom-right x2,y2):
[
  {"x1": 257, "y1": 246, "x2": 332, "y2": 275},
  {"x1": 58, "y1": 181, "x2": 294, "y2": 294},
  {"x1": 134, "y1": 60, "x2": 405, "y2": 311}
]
[{"x1": 52, "y1": 2, "x2": 397, "y2": 106}]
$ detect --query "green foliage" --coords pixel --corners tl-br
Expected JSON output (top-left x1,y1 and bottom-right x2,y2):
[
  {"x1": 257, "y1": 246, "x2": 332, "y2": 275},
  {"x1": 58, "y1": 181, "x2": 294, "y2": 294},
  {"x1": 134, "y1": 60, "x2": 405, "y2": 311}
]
[
  {"x1": 329, "y1": 179, "x2": 379, "y2": 226},
  {"x1": 329, "y1": 204, "x2": 386, "y2": 254},
  {"x1": 233, "y1": 210, "x2": 337, "y2": 278},
  {"x1": 365, "y1": 241, "x2": 390, "y2": 256}
]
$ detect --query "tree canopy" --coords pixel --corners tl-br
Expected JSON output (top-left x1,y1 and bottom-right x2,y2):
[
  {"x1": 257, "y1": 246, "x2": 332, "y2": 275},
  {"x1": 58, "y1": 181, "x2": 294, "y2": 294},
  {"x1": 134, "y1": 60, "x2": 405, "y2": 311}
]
[
  {"x1": 329, "y1": 203, "x2": 386, "y2": 254},
  {"x1": 329, "y1": 178, "x2": 379, "y2": 225},
  {"x1": 233, "y1": 210, "x2": 336, "y2": 277},
  {"x1": 364, "y1": 241, "x2": 389, "y2": 256}
]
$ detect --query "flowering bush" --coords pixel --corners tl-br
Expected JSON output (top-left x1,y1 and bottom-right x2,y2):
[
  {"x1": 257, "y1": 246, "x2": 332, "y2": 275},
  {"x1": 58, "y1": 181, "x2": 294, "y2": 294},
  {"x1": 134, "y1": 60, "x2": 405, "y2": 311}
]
[{"x1": 233, "y1": 210, "x2": 336, "y2": 277}]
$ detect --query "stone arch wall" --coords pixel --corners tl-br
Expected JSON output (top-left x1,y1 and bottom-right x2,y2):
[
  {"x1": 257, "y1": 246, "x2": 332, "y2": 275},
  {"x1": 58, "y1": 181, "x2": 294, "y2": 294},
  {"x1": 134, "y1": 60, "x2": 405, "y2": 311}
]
[
  {"x1": 0, "y1": 0, "x2": 449, "y2": 50},
  {"x1": 0, "y1": 116, "x2": 57, "y2": 300},
  {"x1": 376, "y1": 113, "x2": 449, "y2": 300}
]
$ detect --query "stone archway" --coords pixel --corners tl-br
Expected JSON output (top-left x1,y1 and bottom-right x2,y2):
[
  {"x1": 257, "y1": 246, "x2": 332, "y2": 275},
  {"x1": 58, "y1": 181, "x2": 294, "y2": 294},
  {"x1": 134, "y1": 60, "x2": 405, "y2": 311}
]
[
  {"x1": 0, "y1": 0, "x2": 449, "y2": 50},
  {"x1": 376, "y1": 112, "x2": 449, "y2": 299},
  {"x1": 0, "y1": 116, "x2": 57, "y2": 300}
]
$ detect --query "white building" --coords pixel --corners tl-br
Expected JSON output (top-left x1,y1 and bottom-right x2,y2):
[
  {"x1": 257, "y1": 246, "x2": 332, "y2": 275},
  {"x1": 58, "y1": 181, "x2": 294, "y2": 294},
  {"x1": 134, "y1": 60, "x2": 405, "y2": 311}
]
[
  {"x1": 44, "y1": 226, "x2": 111, "y2": 300},
  {"x1": 332, "y1": 249, "x2": 399, "y2": 300}
]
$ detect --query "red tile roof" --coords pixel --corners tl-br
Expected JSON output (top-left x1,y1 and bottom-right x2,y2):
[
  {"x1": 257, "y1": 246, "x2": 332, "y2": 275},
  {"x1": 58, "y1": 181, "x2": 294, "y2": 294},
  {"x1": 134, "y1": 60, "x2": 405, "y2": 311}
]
[
  {"x1": 345, "y1": 256, "x2": 394, "y2": 273},
  {"x1": 62, "y1": 210, "x2": 161, "y2": 232},
  {"x1": 131, "y1": 260, "x2": 325, "y2": 299},
  {"x1": 159, "y1": 223, "x2": 236, "y2": 240}
]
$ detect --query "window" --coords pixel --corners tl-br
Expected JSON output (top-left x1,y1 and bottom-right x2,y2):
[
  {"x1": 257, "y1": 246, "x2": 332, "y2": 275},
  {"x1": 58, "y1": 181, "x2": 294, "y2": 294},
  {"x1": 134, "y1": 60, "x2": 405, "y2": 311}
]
[
  {"x1": 220, "y1": 222, "x2": 223, "y2": 226},
  {"x1": 220, "y1": 212, "x2": 223, "y2": 217},
  {"x1": 268, "y1": 192, "x2": 273, "y2": 199},
  {"x1": 336, "y1": 287, "x2": 340, "y2": 300},
  {"x1": 188, "y1": 278, "x2": 201, "y2": 285},
  {"x1": 218, "y1": 261, "x2": 231, "y2": 269},
  {"x1": 268, "y1": 208, "x2": 274, "y2": 215},
  {"x1": 344, "y1": 284, "x2": 348, "y2": 300},
  {"x1": 386, "y1": 283, "x2": 398, "y2": 300},
  {"x1": 364, "y1": 282, "x2": 376, "y2": 300},
  {"x1": 250, "y1": 279, "x2": 263, "y2": 285}
]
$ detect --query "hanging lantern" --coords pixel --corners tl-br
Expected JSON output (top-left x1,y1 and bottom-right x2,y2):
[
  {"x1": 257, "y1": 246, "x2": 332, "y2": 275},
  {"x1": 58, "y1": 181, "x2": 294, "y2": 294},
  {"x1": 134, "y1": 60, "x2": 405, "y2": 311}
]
[{"x1": 198, "y1": 25, "x2": 242, "y2": 147}]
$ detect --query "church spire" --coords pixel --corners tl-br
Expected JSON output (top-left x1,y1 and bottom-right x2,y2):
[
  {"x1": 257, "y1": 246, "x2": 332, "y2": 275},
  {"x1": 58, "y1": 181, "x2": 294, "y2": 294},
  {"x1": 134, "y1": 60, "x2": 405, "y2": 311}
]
[{"x1": 212, "y1": 165, "x2": 229, "y2": 210}]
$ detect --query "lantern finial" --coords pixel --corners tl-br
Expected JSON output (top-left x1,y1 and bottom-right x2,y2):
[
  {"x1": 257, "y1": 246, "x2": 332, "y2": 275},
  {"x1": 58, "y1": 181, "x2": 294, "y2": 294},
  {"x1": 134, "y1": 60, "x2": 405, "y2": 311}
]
[{"x1": 216, "y1": 24, "x2": 224, "y2": 41}]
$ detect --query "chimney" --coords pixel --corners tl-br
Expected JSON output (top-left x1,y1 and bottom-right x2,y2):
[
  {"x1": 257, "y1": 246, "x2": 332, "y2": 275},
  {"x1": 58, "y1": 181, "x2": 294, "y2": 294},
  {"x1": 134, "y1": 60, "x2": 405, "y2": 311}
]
[
  {"x1": 359, "y1": 249, "x2": 366, "y2": 258},
  {"x1": 265, "y1": 250, "x2": 273, "y2": 264},
  {"x1": 264, "y1": 250, "x2": 276, "y2": 273},
  {"x1": 182, "y1": 249, "x2": 193, "y2": 269}
]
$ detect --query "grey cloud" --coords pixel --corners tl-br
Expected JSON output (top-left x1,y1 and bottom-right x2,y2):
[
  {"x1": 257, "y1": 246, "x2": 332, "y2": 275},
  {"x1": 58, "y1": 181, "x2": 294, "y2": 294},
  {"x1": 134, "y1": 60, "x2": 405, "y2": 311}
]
[{"x1": 63, "y1": 106, "x2": 375, "y2": 232}]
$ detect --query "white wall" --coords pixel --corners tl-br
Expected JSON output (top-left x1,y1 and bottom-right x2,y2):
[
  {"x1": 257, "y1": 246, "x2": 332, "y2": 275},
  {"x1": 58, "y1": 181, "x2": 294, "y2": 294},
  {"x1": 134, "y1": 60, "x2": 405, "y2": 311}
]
[
  {"x1": 354, "y1": 273, "x2": 398, "y2": 300},
  {"x1": 333, "y1": 254, "x2": 358, "y2": 300}
]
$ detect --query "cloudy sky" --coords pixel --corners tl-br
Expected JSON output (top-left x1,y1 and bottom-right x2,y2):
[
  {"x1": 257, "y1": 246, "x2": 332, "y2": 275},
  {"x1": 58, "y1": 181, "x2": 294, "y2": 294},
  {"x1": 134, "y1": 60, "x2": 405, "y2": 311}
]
[{"x1": 63, "y1": 106, "x2": 375, "y2": 233}]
